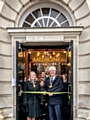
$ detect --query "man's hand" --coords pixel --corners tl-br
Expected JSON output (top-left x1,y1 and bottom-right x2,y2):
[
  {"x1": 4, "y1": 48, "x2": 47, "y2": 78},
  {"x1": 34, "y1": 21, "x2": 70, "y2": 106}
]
[
  {"x1": 49, "y1": 93, "x2": 53, "y2": 96},
  {"x1": 43, "y1": 91, "x2": 46, "y2": 95},
  {"x1": 45, "y1": 103, "x2": 48, "y2": 106}
]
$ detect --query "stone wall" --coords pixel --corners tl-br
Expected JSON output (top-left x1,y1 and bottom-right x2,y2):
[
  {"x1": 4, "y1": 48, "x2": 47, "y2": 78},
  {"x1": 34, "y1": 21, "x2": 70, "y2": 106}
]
[
  {"x1": 0, "y1": 0, "x2": 90, "y2": 120},
  {"x1": 0, "y1": 28, "x2": 12, "y2": 119}
]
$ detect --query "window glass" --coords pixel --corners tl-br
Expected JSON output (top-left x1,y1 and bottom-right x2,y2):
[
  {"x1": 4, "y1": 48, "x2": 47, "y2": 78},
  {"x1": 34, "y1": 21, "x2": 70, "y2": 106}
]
[{"x1": 22, "y1": 7, "x2": 70, "y2": 27}]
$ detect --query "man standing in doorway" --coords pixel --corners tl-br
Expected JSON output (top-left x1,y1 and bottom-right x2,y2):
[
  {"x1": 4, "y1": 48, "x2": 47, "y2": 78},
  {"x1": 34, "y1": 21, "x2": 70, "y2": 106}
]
[
  {"x1": 44, "y1": 66, "x2": 64, "y2": 120},
  {"x1": 40, "y1": 71, "x2": 46, "y2": 81},
  {"x1": 40, "y1": 71, "x2": 49, "y2": 120}
]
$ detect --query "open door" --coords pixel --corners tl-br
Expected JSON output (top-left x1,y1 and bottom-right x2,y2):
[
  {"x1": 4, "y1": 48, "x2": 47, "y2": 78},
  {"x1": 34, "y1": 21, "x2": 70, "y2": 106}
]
[
  {"x1": 16, "y1": 41, "x2": 26, "y2": 120},
  {"x1": 62, "y1": 40, "x2": 73, "y2": 120},
  {"x1": 67, "y1": 40, "x2": 73, "y2": 120},
  {"x1": 70, "y1": 40, "x2": 73, "y2": 120}
]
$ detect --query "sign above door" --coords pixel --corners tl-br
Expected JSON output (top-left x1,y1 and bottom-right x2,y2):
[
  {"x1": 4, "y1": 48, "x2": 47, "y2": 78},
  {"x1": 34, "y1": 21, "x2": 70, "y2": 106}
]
[{"x1": 26, "y1": 35, "x2": 64, "y2": 42}]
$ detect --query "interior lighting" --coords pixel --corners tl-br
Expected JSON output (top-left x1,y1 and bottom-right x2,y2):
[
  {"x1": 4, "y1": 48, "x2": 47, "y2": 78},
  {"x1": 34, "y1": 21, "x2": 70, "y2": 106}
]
[
  {"x1": 37, "y1": 52, "x2": 40, "y2": 56},
  {"x1": 56, "y1": 55, "x2": 58, "y2": 57},
  {"x1": 67, "y1": 63, "x2": 71, "y2": 66},
  {"x1": 44, "y1": 51, "x2": 47, "y2": 54},
  {"x1": 56, "y1": 53, "x2": 60, "y2": 57},
  {"x1": 50, "y1": 55, "x2": 52, "y2": 58},
  {"x1": 53, "y1": 52, "x2": 55, "y2": 55},
  {"x1": 57, "y1": 53, "x2": 60, "y2": 56},
  {"x1": 29, "y1": 51, "x2": 31, "y2": 54},
  {"x1": 68, "y1": 52, "x2": 71, "y2": 57},
  {"x1": 42, "y1": 55, "x2": 44, "y2": 58},
  {"x1": 64, "y1": 51, "x2": 66, "y2": 53}
]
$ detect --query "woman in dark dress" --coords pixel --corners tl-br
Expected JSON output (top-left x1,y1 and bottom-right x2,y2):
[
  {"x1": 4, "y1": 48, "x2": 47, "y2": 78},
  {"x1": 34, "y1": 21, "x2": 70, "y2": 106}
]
[{"x1": 23, "y1": 71, "x2": 41, "y2": 120}]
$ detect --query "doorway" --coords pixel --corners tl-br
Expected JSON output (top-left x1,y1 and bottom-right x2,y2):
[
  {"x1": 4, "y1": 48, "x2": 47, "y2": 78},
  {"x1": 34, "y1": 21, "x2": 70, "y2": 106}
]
[{"x1": 16, "y1": 41, "x2": 73, "y2": 120}]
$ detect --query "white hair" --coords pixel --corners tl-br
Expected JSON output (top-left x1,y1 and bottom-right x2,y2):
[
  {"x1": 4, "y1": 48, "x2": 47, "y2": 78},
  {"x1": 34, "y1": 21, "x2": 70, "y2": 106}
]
[{"x1": 49, "y1": 66, "x2": 56, "y2": 71}]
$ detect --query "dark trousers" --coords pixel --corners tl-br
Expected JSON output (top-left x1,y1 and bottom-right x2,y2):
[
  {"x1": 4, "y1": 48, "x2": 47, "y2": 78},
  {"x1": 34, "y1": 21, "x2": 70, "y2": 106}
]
[{"x1": 48, "y1": 104, "x2": 62, "y2": 120}]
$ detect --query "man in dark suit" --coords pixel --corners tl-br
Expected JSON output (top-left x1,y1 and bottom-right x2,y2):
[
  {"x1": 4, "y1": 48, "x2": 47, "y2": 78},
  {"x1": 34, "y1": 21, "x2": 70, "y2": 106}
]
[{"x1": 44, "y1": 66, "x2": 64, "y2": 120}]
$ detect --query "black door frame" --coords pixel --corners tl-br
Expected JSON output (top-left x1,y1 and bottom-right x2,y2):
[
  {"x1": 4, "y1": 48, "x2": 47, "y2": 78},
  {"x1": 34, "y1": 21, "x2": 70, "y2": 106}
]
[
  {"x1": 70, "y1": 40, "x2": 73, "y2": 120},
  {"x1": 16, "y1": 41, "x2": 25, "y2": 120},
  {"x1": 16, "y1": 41, "x2": 19, "y2": 120}
]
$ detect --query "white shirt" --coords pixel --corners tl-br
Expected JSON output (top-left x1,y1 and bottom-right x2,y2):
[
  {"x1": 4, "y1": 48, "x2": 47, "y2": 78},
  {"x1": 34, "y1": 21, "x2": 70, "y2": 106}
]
[{"x1": 51, "y1": 76, "x2": 56, "y2": 81}]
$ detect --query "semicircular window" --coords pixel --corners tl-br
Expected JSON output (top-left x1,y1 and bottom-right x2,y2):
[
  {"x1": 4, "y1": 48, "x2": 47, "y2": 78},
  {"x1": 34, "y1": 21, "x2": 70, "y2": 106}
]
[{"x1": 23, "y1": 8, "x2": 70, "y2": 28}]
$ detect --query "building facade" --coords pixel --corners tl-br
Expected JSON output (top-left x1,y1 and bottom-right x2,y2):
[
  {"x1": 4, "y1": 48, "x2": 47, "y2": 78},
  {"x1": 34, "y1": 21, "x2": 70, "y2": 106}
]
[{"x1": 0, "y1": 0, "x2": 90, "y2": 120}]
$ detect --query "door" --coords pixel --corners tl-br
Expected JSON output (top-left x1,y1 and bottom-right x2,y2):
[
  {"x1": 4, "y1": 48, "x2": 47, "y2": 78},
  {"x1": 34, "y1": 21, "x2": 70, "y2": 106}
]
[
  {"x1": 62, "y1": 40, "x2": 73, "y2": 120},
  {"x1": 16, "y1": 41, "x2": 26, "y2": 120},
  {"x1": 70, "y1": 40, "x2": 73, "y2": 120},
  {"x1": 67, "y1": 40, "x2": 73, "y2": 120}
]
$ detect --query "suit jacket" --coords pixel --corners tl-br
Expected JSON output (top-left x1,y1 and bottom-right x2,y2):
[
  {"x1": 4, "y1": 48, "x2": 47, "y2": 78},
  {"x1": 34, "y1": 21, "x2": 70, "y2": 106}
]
[
  {"x1": 44, "y1": 75, "x2": 64, "y2": 105},
  {"x1": 23, "y1": 80, "x2": 40, "y2": 104}
]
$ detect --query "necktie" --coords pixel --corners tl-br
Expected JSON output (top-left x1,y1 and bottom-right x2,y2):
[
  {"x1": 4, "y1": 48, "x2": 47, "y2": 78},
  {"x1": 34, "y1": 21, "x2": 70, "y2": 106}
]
[{"x1": 51, "y1": 77, "x2": 53, "y2": 83}]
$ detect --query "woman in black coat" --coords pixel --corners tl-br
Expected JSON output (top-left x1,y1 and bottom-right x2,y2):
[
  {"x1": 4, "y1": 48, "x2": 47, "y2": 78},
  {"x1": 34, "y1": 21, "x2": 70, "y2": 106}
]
[{"x1": 23, "y1": 71, "x2": 41, "y2": 120}]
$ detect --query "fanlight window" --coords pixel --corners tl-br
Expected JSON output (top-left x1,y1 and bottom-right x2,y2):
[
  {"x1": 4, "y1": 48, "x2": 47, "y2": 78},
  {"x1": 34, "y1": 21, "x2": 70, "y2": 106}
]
[{"x1": 22, "y1": 8, "x2": 70, "y2": 28}]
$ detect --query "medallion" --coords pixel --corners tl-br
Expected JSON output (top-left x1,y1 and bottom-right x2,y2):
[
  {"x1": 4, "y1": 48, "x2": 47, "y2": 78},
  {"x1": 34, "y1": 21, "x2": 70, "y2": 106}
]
[
  {"x1": 49, "y1": 84, "x2": 52, "y2": 88},
  {"x1": 49, "y1": 77, "x2": 53, "y2": 88},
  {"x1": 33, "y1": 83, "x2": 36, "y2": 88}
]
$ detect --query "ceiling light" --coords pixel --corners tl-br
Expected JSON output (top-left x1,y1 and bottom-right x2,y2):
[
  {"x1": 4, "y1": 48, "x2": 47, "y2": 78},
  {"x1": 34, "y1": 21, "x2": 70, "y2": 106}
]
[
  {"x1": 29, "y1": 51, "x2": 31, "y2": 54},
  {"x1": 42, "y1": 55, "x2": 44, "y2": 58},
  {"x1": 53, "y1": 52, "x2": 55, "y2": 55},
  {"x1": 37, "y1": 52, "x2": 40, "y2": 56},
  {"x1": 64, "y1": 51, "x2": 66, "y2": 53},
  {"x1": 44, "y1": 51, "x2": 47, "y2": 54}
]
